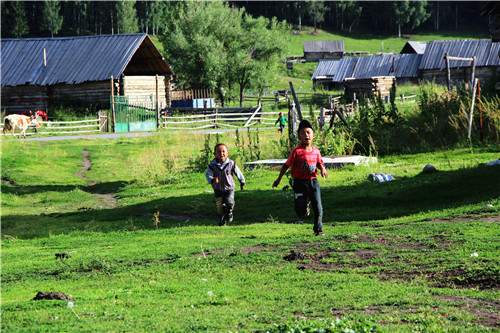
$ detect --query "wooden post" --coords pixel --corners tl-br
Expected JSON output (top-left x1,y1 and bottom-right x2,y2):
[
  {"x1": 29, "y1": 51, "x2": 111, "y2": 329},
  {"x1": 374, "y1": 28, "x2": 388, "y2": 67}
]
[
  {"x1": 470, "y1": 56, "x2": 476, "y2": 93},
  {"x1": 467, "y1": 78, "x2": 478, "y2": 139},
  {"x1": 155, "y1": 75, "x2": 160, "y2": 130},
  {"x1": 478, "y1": 79, "x2": 483, "y2": 142},
  {"x1": 289, "y1": 82, "x2": 303, "y2": 121},
  {"x1": 444, "y1": 53, "x2": 451, "y2": 92},
  {"x1": 111, "y1": 75, "x2": 116, "y2": 133},
  {"x1": 319, "y1": 107, "x2": 325, "y2": 132}
]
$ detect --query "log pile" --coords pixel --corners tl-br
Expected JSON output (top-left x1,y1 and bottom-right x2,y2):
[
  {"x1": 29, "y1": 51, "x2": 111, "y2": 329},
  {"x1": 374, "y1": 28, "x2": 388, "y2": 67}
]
[{"x1": 344, "y1": 76, "x2": 396, "y2": 100}]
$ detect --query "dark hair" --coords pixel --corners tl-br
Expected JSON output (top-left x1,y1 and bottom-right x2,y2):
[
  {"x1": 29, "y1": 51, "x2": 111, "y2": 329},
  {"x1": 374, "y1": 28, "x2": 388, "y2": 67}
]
[
  {"x1": 297, "y1": 119, "x2": 314, "y2": 134},
  {"x1": 214, "y1": 143, "x2": 227, "y2": 153}
]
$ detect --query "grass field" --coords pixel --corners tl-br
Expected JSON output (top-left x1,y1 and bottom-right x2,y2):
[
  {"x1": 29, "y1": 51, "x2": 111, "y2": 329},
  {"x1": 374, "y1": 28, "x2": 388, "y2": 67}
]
[{"x1": 1, "y1": 132, "x2": 499, "y2": 332}]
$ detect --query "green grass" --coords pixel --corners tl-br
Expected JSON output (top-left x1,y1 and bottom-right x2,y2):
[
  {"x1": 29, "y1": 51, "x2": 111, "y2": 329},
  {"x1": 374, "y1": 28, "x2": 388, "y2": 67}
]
[{"x1": 1, "y1": 133, "x2": 499, "y2": 331}]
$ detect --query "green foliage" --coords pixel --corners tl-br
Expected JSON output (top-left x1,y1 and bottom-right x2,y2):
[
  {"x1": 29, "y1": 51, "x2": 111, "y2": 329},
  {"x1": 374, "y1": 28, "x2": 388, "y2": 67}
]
[{"x1": 41, "y1": 0, "x2": 63, "y2": 37}]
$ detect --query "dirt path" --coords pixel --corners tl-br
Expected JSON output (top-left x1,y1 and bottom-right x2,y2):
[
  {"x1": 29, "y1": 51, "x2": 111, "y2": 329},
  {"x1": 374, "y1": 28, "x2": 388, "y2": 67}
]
[{"x1": 76, "y1": 149, "x2": 118, "y2": 208}]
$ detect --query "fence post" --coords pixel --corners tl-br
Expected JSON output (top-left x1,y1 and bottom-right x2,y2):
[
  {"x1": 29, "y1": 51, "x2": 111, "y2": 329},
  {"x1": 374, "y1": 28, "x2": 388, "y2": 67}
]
[
  {"x1": 111, "y1": 75, "x2": 116, "y2": 133},
  {"x1": 156, "y1": 75, "x2": 160, "y2": 130},
  {"x1": 444, "y1": 52, "x2": 451, "y2": 92},
  {"x1": 319, "y1": 107, "x2": 325, "y2": 132},
  {"x1": 467, "y1": 78, "x2": 478, "y2": 139}
]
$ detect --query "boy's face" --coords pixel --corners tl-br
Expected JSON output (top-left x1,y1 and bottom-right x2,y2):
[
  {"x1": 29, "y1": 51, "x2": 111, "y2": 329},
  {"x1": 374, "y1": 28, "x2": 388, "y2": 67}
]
[
  {"x1": 298, "y1": 127, "x2": 315, "y2": 146},
  {"x1": 214, "y1": 145, "x2": 229, "y2": 163}
]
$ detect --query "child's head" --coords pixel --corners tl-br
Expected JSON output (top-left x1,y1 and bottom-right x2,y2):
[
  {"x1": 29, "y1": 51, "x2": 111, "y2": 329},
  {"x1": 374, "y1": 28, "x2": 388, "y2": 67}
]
[
  {"x1": 298, "y1": 119, "x2": 315, "y2": 146},
  {"x1": 279, "y1": 112, "x2": 283, "y2": 116},
  {"x1": 214, "y1": 143, "x2": 229, "y2": 163}
]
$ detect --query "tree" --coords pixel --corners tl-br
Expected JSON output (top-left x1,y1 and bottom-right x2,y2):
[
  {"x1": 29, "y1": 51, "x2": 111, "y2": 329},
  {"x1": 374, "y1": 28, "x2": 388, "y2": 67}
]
[
  {"x1": 160, "y1": 2, "x2": 287, "y2": 106},
  {"x1": 116, "y1": 1, "x2": 138, "y2": 34},
  {"x1": 41, "y1": 0, "x2": 63, "y2": 37},
  {"x1": 306, "y1": 0, "x2": 327, "y2": 33},
  {"x1": 2, "y1": 1, "x2": 29, "y2": 38},
  {"x1": 409, "y1": 1, "x2": 431, "y2": 32},
  {"x1": 336, "y1": 1, "x2": 362, "y2": 33},
  {"x1": 392, "y1": 1, "x2": 414, "y2": 38}
]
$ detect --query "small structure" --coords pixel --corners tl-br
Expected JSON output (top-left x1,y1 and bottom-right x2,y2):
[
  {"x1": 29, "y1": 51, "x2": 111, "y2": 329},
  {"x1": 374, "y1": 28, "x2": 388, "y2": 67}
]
[
  {"x1": 419, "y1": 39, "x2": 500, "y2": 86},
  {"x1": 1, "y1": 33, "x2": 174, "y2": 114},
  {"x1": 344, "y1": 76, "x2": 396, "y2": 100},
  {"x1": 303, "y1": 40, "x2": 344, "y2": 62},
  {"x1": 312, "y1": 54, "x2": 422, "y2": 90},
  {"x1": 400, "y1": 41, "x2": 427, "y2": 54},
  {"x1": 244, "y1": 155, "x2": 377, "y2": 170}
]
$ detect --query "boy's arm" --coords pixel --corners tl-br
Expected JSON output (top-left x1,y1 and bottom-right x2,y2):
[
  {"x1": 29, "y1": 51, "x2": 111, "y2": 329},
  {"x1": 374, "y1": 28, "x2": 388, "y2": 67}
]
[
  {"x1": 206, "y1": 166, "x2": 215, "y2": 184},
  {"x1": 234, "y1": 165, "x2": 245, "y2": 190},
  {"x1": 272, "y1": 164, "x2": 289, "y2": 188},
  {"x1": 318, "y1": 163, "x2": 329, "y2": 179}
]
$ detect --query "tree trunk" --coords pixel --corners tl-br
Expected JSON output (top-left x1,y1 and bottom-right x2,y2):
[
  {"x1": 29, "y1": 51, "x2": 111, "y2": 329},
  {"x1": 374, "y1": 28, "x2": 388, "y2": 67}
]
[{"x1": 398, "y1": 24, "x2": 401, "y2": 38}]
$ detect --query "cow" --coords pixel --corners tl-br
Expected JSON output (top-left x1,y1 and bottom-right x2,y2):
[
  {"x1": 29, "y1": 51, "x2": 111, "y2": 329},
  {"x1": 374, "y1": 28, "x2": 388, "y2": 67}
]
[{"x1": 3, "y1": 114, "x2": 42, "y2": 139}]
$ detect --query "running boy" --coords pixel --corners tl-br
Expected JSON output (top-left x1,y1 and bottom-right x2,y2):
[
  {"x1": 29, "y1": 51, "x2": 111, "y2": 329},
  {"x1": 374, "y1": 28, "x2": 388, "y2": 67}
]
[
  {"x1": 275, "y1": 112, "x2": 288, "y2": 135},
  {"x1": 206, "y1": 143, "x2": 245, "y2": 226},
  {"x1": 272, "y1": 119, "x2": 328, "y2": 236}
]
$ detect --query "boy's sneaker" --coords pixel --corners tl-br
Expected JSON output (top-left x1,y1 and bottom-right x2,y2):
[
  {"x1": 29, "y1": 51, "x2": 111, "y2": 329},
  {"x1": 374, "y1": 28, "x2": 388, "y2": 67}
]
[
  {"x1": 314, "y1": 232, "x2": 325, "y2": 236},
  {"x1": 218, "y1": 216, "x2": 226, "y2": 226}
]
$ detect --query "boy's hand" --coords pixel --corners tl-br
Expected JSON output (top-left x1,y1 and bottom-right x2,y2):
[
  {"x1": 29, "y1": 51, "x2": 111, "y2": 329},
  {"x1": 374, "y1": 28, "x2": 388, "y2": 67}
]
[
  {"x1": 272, "y1": 179, "x2": 280, "y2": 188},
  {"x1": 240, "y1": 184, "x2": 245, "y2": 190},
  {"x1": 320, "y1": 167, "x2": 329, "y2": 179},
  {"x1": 213, "y1": 177, "x2": 219, "y2": 184}
]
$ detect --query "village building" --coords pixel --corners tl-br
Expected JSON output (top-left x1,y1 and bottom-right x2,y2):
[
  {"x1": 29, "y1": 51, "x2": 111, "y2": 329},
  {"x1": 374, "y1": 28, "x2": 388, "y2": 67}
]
[
  {"x1": 400, "y1": 41, "x2": 427, "y2": 54},
  {"x1": 312, "y1": 39, "x2": 500, "y2": 95},
  {"x1": 1, "y1": 33, "x2": 174, "y2": 114},
  {"x1": 419, "y1": 39, "x2": 500, "y2": 86},
  {"x1": 303, "y1": 40, "x2": 344, "y2": 62}
]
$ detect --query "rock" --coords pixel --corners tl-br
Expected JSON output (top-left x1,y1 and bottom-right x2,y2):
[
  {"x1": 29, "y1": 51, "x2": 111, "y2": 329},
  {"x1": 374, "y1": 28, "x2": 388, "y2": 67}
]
[
  {"x1": 33, "y1": 291, "x2": 74, "y2": 301},
  {"x1": 422, "y1": 164, "x2": 437, "y2": 173}
]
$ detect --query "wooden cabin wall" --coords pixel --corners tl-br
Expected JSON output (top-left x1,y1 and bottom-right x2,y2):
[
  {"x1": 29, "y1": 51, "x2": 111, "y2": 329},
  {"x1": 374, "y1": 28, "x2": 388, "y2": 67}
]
[
  {"x1": 1, "y1": 85, "x2": 48, "y2": 114},
  {"x1": 422, "y1": 67, "x2": 500, "y2": 86},
  {"x1": 305, "y1": 52, "x2": 343, "y2": 62},
  {"x1": 121, "y1": 75, "x2": 171, "y2": 108},
  {"x1": 50, "y1": 81, "x2": 111, "y2": 107}
]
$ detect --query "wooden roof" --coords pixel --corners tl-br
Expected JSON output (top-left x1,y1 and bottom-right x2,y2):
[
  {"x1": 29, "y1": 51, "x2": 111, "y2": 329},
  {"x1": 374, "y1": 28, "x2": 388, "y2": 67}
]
[
  {"x1": 1, "y1": 33, "x2": 173, "y2": 88},
  {"x1": 304, "y1": 40, "x2": 344, "y2": 53}
]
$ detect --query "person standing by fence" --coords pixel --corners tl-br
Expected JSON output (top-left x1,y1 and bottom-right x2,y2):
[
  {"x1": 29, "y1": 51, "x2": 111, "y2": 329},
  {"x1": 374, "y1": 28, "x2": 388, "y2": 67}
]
[{"x1": 275, "y1": 112, "x2": 288, "y2": 135}]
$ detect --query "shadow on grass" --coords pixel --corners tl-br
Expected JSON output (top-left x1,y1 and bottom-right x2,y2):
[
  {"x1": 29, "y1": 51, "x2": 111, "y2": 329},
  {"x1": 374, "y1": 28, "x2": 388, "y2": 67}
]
[{"x1": 2, "y1": 165, "x2": 499, "y2": 239}]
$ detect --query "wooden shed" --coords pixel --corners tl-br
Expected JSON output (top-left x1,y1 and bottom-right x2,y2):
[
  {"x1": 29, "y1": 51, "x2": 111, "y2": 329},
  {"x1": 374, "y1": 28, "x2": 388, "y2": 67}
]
[
  {"x1": 304, "y1": 40, "x2": 344, "y2": 62},
  {"x1": 344, "y1": 76, "x2": 396, "y2": 100},
  {"x1": 482, "y1": 2, "x2": 500, "y2": 42},
  {"x1": 1, "y1": 34, "x2": 174, "y2": 114},
  {"x1": 419, "y1": 39, "x2": 500, "y2": 86}
]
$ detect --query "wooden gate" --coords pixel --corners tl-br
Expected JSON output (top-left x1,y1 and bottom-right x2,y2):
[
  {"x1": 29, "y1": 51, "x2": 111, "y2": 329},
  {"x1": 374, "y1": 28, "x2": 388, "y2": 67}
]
[{"x1": 112, "y1": 95, "x2": 157, "y2": 133}]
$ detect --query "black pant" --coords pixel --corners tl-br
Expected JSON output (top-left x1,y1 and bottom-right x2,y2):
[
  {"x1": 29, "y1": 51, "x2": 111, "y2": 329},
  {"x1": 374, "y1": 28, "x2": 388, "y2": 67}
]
[{"x1": 293, "y1": 178, "x2": 323, "y2": 233}]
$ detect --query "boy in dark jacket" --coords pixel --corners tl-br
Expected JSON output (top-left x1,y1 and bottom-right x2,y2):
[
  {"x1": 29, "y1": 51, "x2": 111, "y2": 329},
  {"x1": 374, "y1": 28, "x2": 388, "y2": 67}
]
[
  {"x1": 206, "y1": 144, "x2": 245, "y2": 226},
  {"x1": 272, "y1": 120, "x2": 328, "y2": 236}
]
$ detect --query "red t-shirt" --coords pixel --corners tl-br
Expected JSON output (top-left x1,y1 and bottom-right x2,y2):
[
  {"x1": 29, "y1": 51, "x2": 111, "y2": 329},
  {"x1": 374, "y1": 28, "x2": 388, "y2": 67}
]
[{"x1": 285, "y1": 145, "x2": 324, "y2": 179}]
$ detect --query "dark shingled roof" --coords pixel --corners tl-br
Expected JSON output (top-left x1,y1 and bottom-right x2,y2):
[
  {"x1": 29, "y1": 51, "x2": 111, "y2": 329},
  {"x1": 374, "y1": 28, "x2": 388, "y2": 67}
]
[{"x1": 1, "y1": 33, "x2": 173, "y2": 88}]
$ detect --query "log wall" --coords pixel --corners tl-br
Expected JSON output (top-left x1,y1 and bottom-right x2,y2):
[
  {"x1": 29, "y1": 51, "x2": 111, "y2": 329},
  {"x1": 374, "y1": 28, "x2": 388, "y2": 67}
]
[
  {"x1": 121, "y1": 75, "x2": 171, "y2": 108},
  {"x1": 422, "y1": 67, "x2": 500, "y2": 86},
  {"x1": 1, "y1": 85, "x2": 48, "y2": 113},
  {"x1": 51, "y1": 81, "x2": 111, "y2": 106}
]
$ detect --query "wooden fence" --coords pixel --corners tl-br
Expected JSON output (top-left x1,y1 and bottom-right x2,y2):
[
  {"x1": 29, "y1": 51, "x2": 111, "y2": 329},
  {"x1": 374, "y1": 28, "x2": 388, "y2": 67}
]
[{"x1": 1, "y1": 113, "x2": 108, "y2": 137}]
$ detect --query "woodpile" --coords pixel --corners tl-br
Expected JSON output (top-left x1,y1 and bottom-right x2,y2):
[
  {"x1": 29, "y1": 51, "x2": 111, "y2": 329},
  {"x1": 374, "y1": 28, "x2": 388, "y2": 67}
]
[{"x1": 344, "y1": 76, "x2": 396, "y2": 100}]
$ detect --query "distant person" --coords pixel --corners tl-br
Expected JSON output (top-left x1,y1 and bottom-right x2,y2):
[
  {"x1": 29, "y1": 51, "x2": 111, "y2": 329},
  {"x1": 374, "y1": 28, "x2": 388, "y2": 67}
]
[
  {"x1": 272, "y1": 119, "x2": 328, "y2": 236},
  {"x1": 206, "y1": 143, "x2": 245, "y2": 226},
  {"x1": 275, "y1": 112, "x2": 288, "y2": 135}
]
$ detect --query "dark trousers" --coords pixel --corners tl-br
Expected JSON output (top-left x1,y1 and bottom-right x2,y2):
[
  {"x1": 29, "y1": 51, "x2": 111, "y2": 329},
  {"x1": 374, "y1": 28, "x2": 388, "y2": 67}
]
[
  {"x1": 293, "y1": 178, "x2": 323, "y2": 233},
  {"x1": 214, "y1": 189, "x2": 235, "y2": 217}
]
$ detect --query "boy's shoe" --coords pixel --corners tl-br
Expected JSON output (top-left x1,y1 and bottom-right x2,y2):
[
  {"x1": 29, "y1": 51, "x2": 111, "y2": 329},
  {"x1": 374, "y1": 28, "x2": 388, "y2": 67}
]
[
  {"x1": 314, "y1": 232, "x2": 325, "y2": 236},
  {"x1": 227, "y1": 212, "x2": 233, "y2": 223},
  {"x1": 218, "y1": 216, "x2": 226, "y2": 226}
]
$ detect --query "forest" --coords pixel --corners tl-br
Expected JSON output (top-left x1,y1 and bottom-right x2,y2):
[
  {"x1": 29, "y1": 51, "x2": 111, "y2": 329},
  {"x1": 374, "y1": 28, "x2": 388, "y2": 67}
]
[{"x1": 1, "y1": 1, "x2": 490, "y2": 39}]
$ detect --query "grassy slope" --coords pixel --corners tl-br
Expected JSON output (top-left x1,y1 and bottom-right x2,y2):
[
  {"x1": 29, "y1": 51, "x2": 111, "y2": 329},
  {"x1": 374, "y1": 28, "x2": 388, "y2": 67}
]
[{"x1": 1, "y1": 135, "x2": 499, "y2": 331}]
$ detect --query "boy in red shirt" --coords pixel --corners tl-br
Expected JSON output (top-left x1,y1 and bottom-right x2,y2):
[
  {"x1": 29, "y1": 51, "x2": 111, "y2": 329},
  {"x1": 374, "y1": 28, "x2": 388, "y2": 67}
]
[{"x1": 272, "y1": 120, "x2": 328, "y2": 236}]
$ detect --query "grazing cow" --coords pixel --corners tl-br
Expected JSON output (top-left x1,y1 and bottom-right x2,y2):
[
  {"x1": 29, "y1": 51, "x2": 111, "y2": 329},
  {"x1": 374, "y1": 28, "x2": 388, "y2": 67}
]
[{"x1": 3, "y1": 114, "x2": 42, "y2": 138}]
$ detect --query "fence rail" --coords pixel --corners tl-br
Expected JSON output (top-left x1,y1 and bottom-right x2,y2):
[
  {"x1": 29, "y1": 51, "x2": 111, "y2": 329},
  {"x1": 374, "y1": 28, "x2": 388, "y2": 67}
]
[{"x1": 1, "y1": 118, "x2": 104, "y2": 137}]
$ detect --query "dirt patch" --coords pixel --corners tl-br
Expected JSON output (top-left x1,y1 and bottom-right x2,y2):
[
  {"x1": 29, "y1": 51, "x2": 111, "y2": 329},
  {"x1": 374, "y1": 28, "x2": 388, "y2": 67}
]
[
  {"x1": 1, "y1": 178, "x2": 16, "y2": 186},
  {"x1": 435, "y1": 295, "x2": 500, "y2": 328},
  {"x1": 397, "y1": 214, "x2": 500, "y2": 226},
  {"x1": 75, "y1": 150, "x2": 118, "y2": 208},
  {"x1": 33, "y1": 291, "x2": 74, "y2": 301}
]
